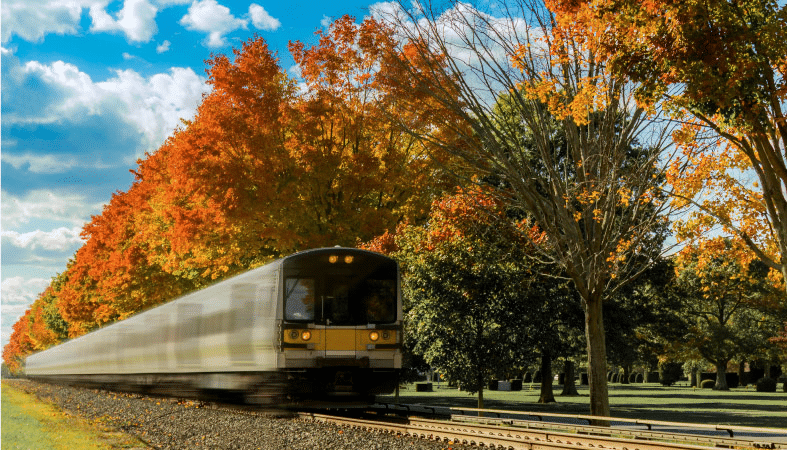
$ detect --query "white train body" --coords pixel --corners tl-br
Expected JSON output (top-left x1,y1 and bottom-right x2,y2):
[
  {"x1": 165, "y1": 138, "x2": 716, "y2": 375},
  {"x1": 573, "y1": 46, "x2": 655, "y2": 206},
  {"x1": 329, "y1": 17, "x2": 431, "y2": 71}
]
[{"x1": 26, "y1": 248, "x2": 402, "y2": 403}]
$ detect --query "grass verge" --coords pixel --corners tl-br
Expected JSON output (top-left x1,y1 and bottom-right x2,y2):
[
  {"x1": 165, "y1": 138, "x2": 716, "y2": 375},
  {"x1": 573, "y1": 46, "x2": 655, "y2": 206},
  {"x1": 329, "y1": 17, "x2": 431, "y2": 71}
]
[
  {"x1": 379, "y1": 382, "x2": 787, "y2": 429},
  {"x1": 1, "y1": 380, "x2": 147, "y2": 449}
]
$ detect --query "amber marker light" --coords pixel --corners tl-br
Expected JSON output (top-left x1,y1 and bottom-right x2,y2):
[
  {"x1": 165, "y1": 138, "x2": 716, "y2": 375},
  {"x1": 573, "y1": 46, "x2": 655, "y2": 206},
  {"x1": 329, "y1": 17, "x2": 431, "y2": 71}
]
[
  {"x1": 369, "y1": 331, "x2": 380, "y2": 341},
  {"x1": 329, "y1": 255, "x2": 338, "y2": 264},
  {"x1": 301, "y1": 330, "x2": 312, "y2": 341},
  {"x1": 344, "y1": 255, "x2": 354, "y2": 264}
]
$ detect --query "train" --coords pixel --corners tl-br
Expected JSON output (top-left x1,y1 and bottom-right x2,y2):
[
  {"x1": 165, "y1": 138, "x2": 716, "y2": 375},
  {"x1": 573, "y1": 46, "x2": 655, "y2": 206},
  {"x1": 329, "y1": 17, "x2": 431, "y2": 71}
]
[{"x1": 25, "y1": 248, "x2": 402, "y2": 405}]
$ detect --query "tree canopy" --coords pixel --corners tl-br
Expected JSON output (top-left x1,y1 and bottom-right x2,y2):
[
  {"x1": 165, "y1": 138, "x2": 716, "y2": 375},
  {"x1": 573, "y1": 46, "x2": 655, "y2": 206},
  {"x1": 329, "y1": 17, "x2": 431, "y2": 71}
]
[{"x1": 4, "y1": 18, "x2": 454, "y2": 369}]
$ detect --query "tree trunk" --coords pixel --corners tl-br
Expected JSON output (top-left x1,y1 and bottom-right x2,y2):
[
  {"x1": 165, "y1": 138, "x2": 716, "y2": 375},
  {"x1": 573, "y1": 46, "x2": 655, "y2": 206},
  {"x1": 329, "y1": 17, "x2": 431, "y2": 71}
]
[
  {"x1": 690, "y1": 370, "x2": 697, "y2": 388},
  {"x1": 538, "y1": 349, "x2": 556, "y2": 403},
  {"x1": 477, "y1": 385, "x2": 484, "y2": 412},
  {"x1": 738, "y1": 361, "x2": 747, "y2": 387},
  {"x1": 585, "y1": 295, "x2": 610, "y2": 420},
  {"x1": 561, "y1": 359, "x2": 579, "y2": 396},
  {"x1": 714, "y1": 361, "x2": 729, "y2": 390}
]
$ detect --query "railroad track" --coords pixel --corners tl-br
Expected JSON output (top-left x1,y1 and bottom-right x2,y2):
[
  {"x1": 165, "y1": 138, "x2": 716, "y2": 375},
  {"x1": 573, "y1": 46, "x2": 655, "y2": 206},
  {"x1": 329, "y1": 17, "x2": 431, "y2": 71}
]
[{"x1": 299, "y1": 407, "x2": 787, "y2": 450}]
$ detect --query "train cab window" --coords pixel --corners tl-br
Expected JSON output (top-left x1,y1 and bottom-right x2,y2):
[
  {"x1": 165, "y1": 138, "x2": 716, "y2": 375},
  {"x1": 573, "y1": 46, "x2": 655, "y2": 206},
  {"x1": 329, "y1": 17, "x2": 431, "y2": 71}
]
[
  {"x1": 364, "y1": 279, "x2": 396, "y2": 323},
  {"x1": 285, "y1": 278, "x2": 315, "y2": 321}
]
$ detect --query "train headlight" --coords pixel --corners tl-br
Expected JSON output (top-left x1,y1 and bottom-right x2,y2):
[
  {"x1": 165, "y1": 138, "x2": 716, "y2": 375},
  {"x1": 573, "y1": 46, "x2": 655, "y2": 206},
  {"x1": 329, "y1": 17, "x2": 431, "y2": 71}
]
[
  {"x1": 301, "y1": 330, "x2": 312, "y2": 341},
  {"x1": 369, "y1": 331, "x2": 380, "y2": 341},
  {"x1": 289, "y1": 330, "x2": 299, "y2": 340},
  {"x1": 382, "y1": 331, "x2": 390, "y2": 340}
]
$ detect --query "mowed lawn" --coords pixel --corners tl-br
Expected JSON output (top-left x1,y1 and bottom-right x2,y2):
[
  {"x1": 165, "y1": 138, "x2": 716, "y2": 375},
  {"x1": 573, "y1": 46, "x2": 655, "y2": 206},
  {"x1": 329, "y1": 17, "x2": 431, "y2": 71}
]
[
  {"x1": 379, "y1": 381, "x2": 787, "y2": 429},
  {"x1": 1, "y1": 381, "x2": 144, "y2": 450}
]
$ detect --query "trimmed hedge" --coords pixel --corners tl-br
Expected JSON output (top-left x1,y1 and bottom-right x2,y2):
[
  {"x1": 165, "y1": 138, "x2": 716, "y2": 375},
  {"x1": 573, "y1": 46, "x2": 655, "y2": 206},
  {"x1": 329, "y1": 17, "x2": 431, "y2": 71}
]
[
  {"x1": 701, "y1": 379, "x2": 715, "y2": 389},
  {"x1": 756, "y1": 377, "x2": 777, "y2": 392}
]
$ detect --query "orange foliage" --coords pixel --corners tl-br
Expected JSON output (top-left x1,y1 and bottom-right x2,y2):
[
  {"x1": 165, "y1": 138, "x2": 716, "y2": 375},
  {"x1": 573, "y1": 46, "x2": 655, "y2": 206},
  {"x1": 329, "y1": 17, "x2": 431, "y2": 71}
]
[
  {"x1": 4, "y1": 17, "x2": 454, "y2": 369},
  {"x1": 549, "y1": 0, "x2": 787, "y2": 281},
  {"x1": 2, "y1": 312, "x2": 34, "y2": 374}
]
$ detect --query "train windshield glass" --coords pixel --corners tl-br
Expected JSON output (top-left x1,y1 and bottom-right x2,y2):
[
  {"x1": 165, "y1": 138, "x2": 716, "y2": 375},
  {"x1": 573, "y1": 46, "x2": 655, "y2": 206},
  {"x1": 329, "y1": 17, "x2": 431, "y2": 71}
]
[
  {"x1": 322, "y1": 278, "x2": 396, "y2": 325},
  {"x1": 284, "y1": 278, "x2": 315, "y2": 321},
  {"x1": 283, "y1": 251, "x2": 398, "y2": 325}
]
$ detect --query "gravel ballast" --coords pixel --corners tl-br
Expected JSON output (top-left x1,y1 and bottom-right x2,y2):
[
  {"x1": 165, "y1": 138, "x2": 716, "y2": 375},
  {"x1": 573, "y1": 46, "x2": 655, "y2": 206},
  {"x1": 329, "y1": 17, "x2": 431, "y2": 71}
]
[{"x1": 5, "y1": 379, "x2": 464, "y2": 450}]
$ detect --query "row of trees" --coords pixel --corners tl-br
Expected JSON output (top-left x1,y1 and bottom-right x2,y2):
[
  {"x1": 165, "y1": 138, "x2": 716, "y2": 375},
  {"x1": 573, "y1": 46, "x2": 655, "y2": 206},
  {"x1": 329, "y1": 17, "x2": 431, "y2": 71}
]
[
  {"x1": 367, "y1": 188, "x2": 786, "y2": 408},
  {"x1": 5, "y1": 0, "x2": 787, "y2": 419},
  {"x1": 3, "y1": 17, "x2": 457, "y2": 370}
]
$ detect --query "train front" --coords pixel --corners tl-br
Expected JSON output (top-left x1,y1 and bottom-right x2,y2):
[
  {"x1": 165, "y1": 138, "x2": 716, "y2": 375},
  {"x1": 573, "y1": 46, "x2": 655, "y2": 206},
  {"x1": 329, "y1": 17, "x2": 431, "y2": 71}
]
[{"x1": 277, "y1": 248, "x2": 402, "y2": 401}]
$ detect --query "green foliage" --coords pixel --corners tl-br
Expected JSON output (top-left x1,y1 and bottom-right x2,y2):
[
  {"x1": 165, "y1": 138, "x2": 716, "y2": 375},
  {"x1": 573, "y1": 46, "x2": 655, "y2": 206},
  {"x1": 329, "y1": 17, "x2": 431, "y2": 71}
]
[
  {"x1": 605, "y1": 258, "x2": 684, "y2": 372},
  {"x1": 386, "y1": 189, "x2": 559, "y2": 396},
  {"x1": 398, "y1": 231, "x2": 533, "y2": 395},
  {"x1": 658, "y1": 361, "x2": 684, "y2": 386},
  {"x1": 673, "y1": 239, "x2": 786, "y2": 377}
]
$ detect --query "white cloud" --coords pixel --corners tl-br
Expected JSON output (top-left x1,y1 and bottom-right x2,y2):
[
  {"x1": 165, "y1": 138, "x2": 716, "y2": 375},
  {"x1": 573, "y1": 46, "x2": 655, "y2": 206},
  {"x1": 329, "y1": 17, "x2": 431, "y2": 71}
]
[
  {"x1": 7, "y1": 57, "x2": 208, "y2": 159},
  {"x1": 152, "y1": 0, "x2": 190, "y2": 5},
  {"x1": 2, "y1": 153, "x2": 74, "y2": 174},
  {"x1": 156, "y1": 40, "x2": 171, "y2": 53},
  {"x1": 1, "y1": 0, "x2": 166, "y2": 44},
  {"x1": 1, "y1": 228, "x2": 84, "y2": 252},
  {"x1": 180, "y1": 0, "x2": 247, "y2": 48},
  {"x1": 1, "y1": 189, "x2": 100, "y2": 229},
  {"x1": 89, "y1": 0, "x2": 159, "y2": 42},
  {"x1": 0, "y1": 0, "x2": 101, "y2": 43},
  {"x1": 321, "y1": 15, "x2": 333, "y2": 29},
  {"x1": 1, "y1": 277, "x2": 50, "y2": 307},
  {"x1": 249, "y1": 4, "x2": 280, "y2": 31}
]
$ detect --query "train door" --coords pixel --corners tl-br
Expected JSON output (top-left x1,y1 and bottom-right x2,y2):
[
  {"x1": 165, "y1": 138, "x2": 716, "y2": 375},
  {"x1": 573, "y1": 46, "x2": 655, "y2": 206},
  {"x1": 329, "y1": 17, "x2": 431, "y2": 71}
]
[{"x1": 321, "y1": 277, "x2": 357, "y2": 360}]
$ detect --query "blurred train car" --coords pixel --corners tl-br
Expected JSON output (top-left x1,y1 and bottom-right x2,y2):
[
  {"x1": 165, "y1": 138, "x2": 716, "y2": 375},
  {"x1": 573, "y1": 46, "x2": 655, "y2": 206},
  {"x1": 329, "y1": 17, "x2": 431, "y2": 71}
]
[{"x1": 25, "y1": 248, "x2": 402, "y2": 404}]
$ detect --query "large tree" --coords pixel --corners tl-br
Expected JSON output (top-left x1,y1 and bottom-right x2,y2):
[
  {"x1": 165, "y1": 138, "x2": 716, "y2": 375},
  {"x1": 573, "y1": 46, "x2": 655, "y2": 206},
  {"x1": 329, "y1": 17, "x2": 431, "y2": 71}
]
[
  {"x1": 375, "y1": 0, "x2": 678, "y2": 417},
  {"x1": 383, "y1": 188, "x2": 541, "y2": 409},
  {"x1": 548, "y1": 0, "x2": 787, "y2": 285}
]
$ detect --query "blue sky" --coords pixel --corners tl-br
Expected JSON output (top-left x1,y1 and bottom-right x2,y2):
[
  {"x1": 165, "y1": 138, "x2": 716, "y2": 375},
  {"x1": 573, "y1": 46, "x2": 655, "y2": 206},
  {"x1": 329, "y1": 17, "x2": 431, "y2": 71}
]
[{"x1": 1, "y1": 0, "x2": 401, "y2": 348}]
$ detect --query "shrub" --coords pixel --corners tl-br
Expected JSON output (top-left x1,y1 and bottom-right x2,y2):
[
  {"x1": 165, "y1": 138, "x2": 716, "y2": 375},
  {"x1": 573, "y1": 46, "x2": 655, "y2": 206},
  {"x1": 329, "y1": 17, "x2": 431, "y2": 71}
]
[
  {"x1": 756, "y1": 377, "x2": 777, "y2": 392},
  {"x1": 659, "y1": 361, "x2": 684, "y2": 386},
  {"x1": 701, "y1": 379, "x2": 716, "y2": 389}
]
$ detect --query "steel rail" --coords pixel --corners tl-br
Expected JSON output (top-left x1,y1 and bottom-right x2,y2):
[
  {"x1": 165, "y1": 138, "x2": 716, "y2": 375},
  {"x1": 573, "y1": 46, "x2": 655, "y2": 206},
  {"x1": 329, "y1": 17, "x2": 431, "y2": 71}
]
[
  {"x1": 450, "y1": 407, "x2": 786, "y2": 439},
  {"x1": 300, "y1": 412, "x2": 754, "y2": 450},
  {"x1": 451, "y1": 415, "x2": 786, "y2": 449}
]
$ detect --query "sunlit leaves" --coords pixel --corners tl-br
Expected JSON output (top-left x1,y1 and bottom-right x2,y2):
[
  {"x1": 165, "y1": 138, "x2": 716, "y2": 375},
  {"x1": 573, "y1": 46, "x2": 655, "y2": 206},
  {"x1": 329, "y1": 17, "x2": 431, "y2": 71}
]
[{"x1": 3, "y1": 17, "x2": 453, "y2": 367}]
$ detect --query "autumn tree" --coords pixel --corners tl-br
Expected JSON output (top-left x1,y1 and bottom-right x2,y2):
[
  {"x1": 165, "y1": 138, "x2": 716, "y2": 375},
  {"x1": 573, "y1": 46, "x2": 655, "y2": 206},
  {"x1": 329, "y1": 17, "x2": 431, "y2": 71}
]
[
  {"x1": 375, "y1": 0, "x2": 678, "y2": 417},
  {"x1": 136, "y1": 21, "x2": 454, "y2": 281},
  {"x1": 2, "y1": 313, "x2": 34, "y2": 374},
  {"x1": 4, "y1": 22, "x2": 455, "y2": 368},
  {"x1": 673, "y1": 238, "x2": 786, "y2": 390},
  {"x1": 386, "y1": 188, "x2": 547, "y2": 409},
  {"x1": 548, "y1": 0, "x2": 787, "y2": 283}
]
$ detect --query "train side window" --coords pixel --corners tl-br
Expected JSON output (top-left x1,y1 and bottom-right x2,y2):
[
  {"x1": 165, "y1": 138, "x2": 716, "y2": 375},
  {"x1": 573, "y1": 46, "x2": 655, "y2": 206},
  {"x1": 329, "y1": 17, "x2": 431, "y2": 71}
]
[{"x1": 284, "y1": 278, "x2": 315, "y2": 321}]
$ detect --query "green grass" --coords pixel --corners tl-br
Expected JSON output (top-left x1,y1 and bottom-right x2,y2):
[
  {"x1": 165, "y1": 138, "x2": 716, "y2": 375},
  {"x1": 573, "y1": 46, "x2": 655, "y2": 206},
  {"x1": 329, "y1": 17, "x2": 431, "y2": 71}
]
[
  {"x1": 1, "y1": 381, "x2": 146, "y2": 449},
  {"x1": 379, "y1": 381, "x2": 787, "y2": 429}
]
